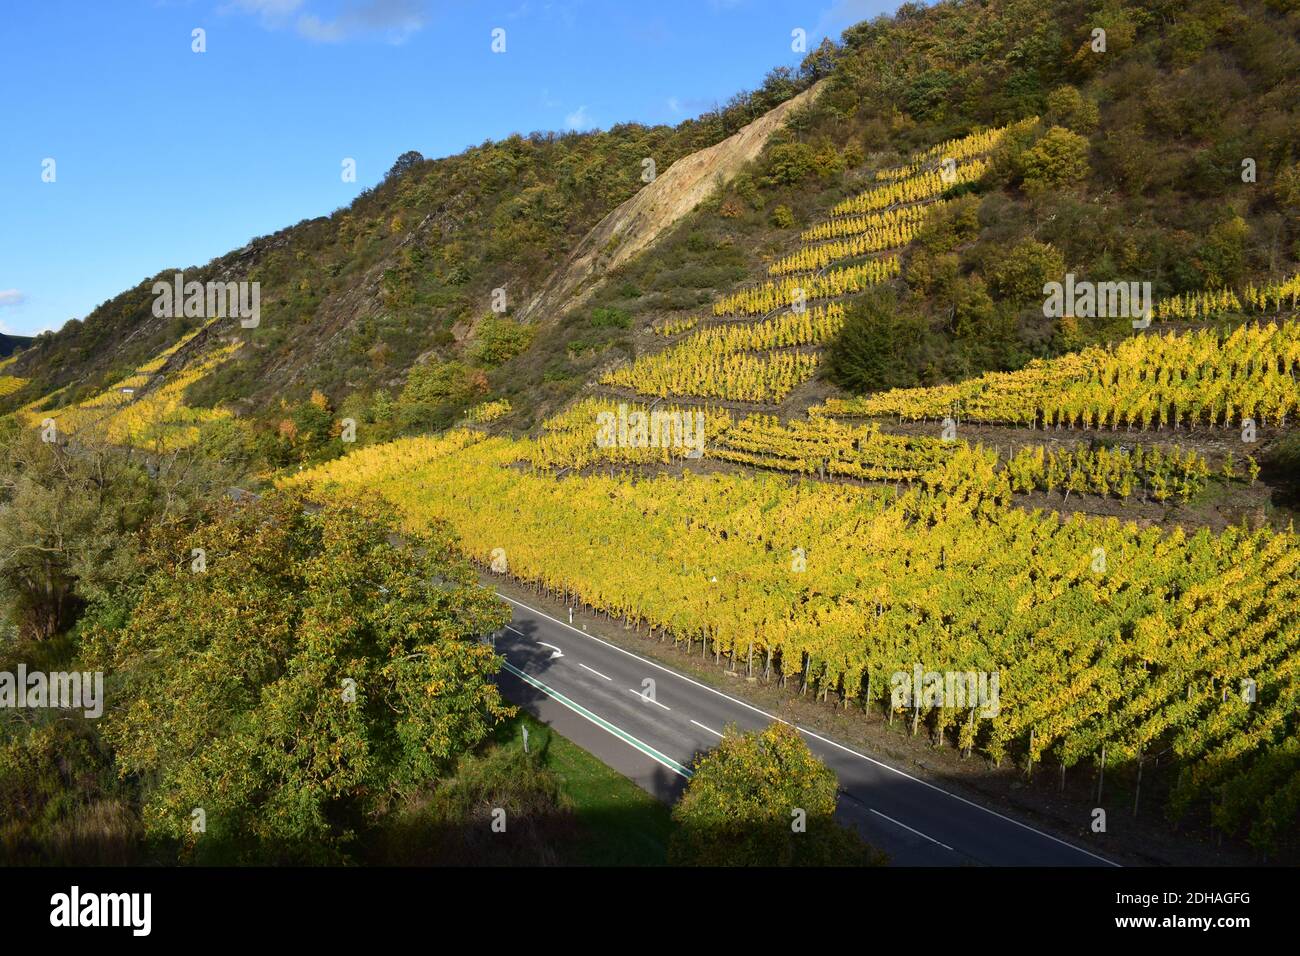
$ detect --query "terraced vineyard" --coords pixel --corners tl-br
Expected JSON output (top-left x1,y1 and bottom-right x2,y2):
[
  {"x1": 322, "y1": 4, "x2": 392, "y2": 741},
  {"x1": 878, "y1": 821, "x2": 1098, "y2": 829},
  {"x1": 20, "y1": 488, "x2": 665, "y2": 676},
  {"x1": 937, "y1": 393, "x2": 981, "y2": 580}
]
[
  {"x1": 22, "y1": 323, "x2": 241, "y2": 451},
  {"x1": 816, "y1": 321, "x2": 1300, "y2": 429},
  {"x1": 603, "y1": 125, "x2": 1013, "y2": 406},
  {"x1": 291, "y1": 428, "x2": 1300, "y2": 853}
]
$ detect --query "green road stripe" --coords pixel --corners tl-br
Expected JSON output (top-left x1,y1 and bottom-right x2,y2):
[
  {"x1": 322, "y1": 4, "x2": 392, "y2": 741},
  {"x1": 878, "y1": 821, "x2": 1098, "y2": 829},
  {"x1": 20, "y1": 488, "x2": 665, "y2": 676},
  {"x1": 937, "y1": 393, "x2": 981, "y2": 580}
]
[{"x1": 501, "y1": 661, "x2": 693, "y2": 779}]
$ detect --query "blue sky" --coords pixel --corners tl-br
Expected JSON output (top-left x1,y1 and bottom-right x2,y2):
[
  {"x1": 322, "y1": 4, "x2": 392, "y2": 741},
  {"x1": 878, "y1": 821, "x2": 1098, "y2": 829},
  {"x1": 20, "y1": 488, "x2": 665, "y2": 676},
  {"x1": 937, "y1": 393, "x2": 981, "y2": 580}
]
[{"x1": 0, "y1": 0, "x2": 895, "y2": 336}]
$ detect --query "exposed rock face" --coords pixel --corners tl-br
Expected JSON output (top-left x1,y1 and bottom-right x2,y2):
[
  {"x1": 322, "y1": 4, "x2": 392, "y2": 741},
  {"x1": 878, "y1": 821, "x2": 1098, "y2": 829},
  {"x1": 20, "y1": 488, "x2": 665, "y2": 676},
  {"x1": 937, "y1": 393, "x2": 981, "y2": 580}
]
[{"x1": 518, "y1": 80, "x2": 826, "y2": 324}]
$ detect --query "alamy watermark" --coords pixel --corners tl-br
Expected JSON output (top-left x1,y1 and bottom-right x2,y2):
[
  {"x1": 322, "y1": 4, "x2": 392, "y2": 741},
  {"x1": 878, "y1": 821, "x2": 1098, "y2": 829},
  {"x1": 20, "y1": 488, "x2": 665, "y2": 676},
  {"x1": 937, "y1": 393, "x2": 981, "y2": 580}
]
[
  {"x1": 596, "y1": 403, "x2": 706, "y2": 459},
  {"x1": 891, "y1": 664, "x2": 1000, "y2": 717},
  {"x1": 0, "y1": 664, "x2": 103, "y2": 718},
  {"x1": 152, "y1": 271, "x2": 260, "y2": 328},
  {"x1": 1043, "y1": 274, "x2": 1152, "y2": 325}
]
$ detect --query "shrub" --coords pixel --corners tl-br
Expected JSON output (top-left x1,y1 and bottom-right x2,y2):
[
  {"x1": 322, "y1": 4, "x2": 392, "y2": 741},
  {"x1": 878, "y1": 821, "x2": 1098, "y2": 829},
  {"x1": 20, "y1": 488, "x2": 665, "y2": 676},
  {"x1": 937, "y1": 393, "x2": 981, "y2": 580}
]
[
  {"x1": 764, "y1": 142, "x2": 817, "y2": 186},
  {"x1": 589, "y1": 307, "x2": 630, "y2": 329},
  {"x1": 823, "y1": 288, "x2": 937, "y2": 393},
  {"x1": 991, "y1": 239, "x2": 1066, "y2": 302},
  {"x1": 1044, "y1": 85, "x2": 1100, "y2": 133},
  {"x1": 771, "y1": 204, "x2": 796, "y2": 228},
  {"x1": 470, "y1": 316, "x2": 535, "y2": 367},
  {"x1": 1021, "y1": 126, "x2": 1091, "y2": 194},
  {"x1": 669, "y1": 723, "x2": 884, "y2": 866}
]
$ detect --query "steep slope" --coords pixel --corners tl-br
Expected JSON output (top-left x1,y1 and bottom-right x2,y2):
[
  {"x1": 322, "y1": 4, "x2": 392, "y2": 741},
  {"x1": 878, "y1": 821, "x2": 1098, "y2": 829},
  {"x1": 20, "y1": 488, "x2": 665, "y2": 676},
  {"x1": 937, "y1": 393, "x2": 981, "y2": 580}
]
[
  {"x1": 519, "y1": 81, "x2": 826, "y2": 324},
  {"x1": 0, "y1": 70, "x2": 819, "y2": 435}
]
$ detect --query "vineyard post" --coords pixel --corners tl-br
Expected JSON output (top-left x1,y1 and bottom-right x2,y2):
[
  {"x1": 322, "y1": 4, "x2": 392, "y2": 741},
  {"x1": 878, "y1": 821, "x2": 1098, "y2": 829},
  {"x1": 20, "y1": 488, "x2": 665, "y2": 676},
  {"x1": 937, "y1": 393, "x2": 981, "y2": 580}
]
[
  {"x1": 1133, "y1": 746, "x2": 1145, "y2": 818},
  {"x1": 1097, "y1": 743, "x2": 1106, "y2": 803}
]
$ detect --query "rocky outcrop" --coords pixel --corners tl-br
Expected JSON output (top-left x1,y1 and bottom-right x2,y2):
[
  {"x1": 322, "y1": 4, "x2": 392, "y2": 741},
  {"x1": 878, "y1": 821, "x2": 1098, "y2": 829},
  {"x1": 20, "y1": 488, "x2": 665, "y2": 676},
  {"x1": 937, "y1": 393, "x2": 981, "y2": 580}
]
[{"x1": 518, "y1": 80, "x2": 826, "y2": 324}]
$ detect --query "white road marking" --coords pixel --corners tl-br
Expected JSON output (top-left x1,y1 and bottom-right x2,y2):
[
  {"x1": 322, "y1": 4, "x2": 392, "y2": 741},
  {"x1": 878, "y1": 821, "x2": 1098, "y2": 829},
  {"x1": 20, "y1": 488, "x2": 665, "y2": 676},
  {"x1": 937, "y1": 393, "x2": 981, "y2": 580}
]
[
  {"x1": 628, "y1": 688, "x2": 671, "y2": 711},
  {"x1": 500, "y1": 662, "x2": 691, "y2": 779},
  {"x1": 869, "y1": 808, "x2": 955, "y2": 851},
  {"x1": 537, "y1": 641, "x2": 564, "y2": 659},
  {"x1": 690, "y1": 719, "x2": 723, "y2": 738},
  {"x1": 492, "y1": 590, "x2": 1119, "y2": 868},
  {"x1": 577, "y1": 662, "x2": 612, "y2": 681}
]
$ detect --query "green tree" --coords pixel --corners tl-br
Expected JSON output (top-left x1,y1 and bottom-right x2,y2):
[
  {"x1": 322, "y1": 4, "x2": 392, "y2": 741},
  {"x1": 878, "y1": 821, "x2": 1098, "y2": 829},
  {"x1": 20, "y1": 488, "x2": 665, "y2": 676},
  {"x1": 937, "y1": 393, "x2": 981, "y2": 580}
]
[
  {"x1": 1044, "y1": 85, "x2": 1100, "y2": 133},
  {"x1": 470, "y1": 315, "x2": 535, "y2": 368},
  {"x1": 669, "y1": 722, "x2": 885, "y2": 866},
  {"x1": 1275, "y1": 162, "x2": 1300, "y2": 215},
  {"x1": 1020, "y1": 126, "x2": 1091, "y2": 194},
  {"x1": 823, "y1": 289, "x2": 936, "y2": 393},
  {"x1": 764, "y1": 142, "x2": 817, "y2": 186},
  {"x1": 991, "y1": 239, "x2": 1066, "y2": 302},
  {"x1": 400, "y1": 359, "x2": 486, "y2": 408},
  {"x1": 84, "y1": 491, "x2": 513, "y2": 863},
  {"x1": 1194, "y1": 214, "x2": 1250, "y2": 288},
  {"x1": 0, "y1": 423, "x2": 214, "y2": 640}
]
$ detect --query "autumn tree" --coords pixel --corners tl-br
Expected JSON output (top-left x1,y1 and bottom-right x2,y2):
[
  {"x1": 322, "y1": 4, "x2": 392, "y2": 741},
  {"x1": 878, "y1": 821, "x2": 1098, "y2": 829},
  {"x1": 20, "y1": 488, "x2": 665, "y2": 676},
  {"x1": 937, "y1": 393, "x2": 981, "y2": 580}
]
[
  {"x1": 669, "y1": 722, "x2": 885, "y2": 866},
  {"x1": 84, "y1": 490, "x2": 513, "y2": 863},
  {"x1": 0, "y1": 421, "x2": 218, "y2": 640},
  {"x1": 1020, "y1": 126, "x2": 1091, "y2": 194}
]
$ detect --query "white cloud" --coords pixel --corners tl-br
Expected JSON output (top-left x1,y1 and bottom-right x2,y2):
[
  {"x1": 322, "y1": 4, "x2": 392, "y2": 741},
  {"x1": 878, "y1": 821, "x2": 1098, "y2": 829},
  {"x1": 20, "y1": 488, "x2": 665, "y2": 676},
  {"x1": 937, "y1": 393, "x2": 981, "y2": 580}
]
[
  {"x1": 222, "y1": 0, "x2": 307, "y2": 23},
  {"x1": 667, "y1": 96, "x2": 682, "y2": 114},
  {"x1": 0, "y1": 290, "x2": 26, "y2": 309},
  {"x1": 226, "y1": 0, "x2": 427, "y2": 44},
  {"x1": 564, "y1": 105, "x2": 595, "y2": 131},
  {"x1": 297, "y1": 0, "x2": 426, "y2": 44}
]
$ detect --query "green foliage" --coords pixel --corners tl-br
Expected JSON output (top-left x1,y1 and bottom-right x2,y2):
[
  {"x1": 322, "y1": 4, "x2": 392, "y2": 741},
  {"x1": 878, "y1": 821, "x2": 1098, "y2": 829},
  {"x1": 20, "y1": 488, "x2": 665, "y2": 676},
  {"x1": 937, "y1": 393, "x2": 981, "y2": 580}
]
[
  {"x1": 1020, "y1": 126, "x2": 1091, "y2": 193},
  {"x1": 83, "y1": 491, "x2": 513, "y2": 863},
  {"x1": 0, "y1": 423, "x2": 220, "y2": 640},
  {"x1": 770, "y1": 204, "x2": 796, "y2": 229},
  {"x1": 764, "y1": 141, "x2": 817, "y2": 186},
  {"x1": 0, "y1": 715, "x2": 139, "y2": 865},
  {"x1": 1044, "y1": 85, "x2": 1099, "y2": 133},
  {"x1": 669, "y1": 722, "x2": 884, "y2": 866},
  {"x1": 915, "y1": 195, "x2": 980, "y2": 254},
  {"x1": 990, "y1": 239, "x2": 1067, "y2": 301},
  {"x1": 1276, "y1": 162, "x2": 1300, "y2": 214},
  {"x1": 400, "y1": 359, "x2": 486, "y2": 407},
  {"x1": 376, "y1": 745, "x2": 574, "y2": 866},
  {"x1": 469, "y1": 316, "x2": 535, "y2": 368},
  {"x1": 1194, "y1": 214, "x2": 1250, "y2": 288},
  {"x1": 589, "y1": 307, "x2": 630, "y2": 330},
  {"x1": 822, "y1": 289, "x2": 937, "y2": 394}
]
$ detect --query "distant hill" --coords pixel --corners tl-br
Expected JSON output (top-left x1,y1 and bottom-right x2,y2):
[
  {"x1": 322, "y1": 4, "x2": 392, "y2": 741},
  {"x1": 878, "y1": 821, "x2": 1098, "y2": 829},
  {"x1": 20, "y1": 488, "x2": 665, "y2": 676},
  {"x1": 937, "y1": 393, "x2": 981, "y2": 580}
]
[{"x1": 0, "y1": 334, "x2": 32, "y2": 358}]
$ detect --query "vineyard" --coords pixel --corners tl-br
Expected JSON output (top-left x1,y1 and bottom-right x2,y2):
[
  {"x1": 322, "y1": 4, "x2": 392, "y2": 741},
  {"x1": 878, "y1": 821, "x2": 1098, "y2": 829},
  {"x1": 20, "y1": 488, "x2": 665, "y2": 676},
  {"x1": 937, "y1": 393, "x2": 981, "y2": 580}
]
[
  {"x1": 1154, "y1": 272, "x2": 1300, "y2": 322},
  {"x1": 829, "y1": 158, "x2": 990, "y2": 216},
  {"x1": 290, "y1": 428, "x2": 1300, "y2": 852},
  {"x1": 602, "y1": 304, "x2": 844, "y2": 402},
  {"x1": 711, "y1": 258, "x2": 901, "y2": 318},
  {"x1": 816, "y1": 321, "x2": 1300, "y2": 429},
  {"x1": 464, "y1": 398, "x2": 512, "y2": 424},
  {"x1": 25, "y1": 328, "x2": 240, "y2": 451},
  {"x1": 602, "y1": 125, "x2": 1010, "y2": 407},
  {"x1": 710, "y1": 413, "x2": 954, "y2": 481}
]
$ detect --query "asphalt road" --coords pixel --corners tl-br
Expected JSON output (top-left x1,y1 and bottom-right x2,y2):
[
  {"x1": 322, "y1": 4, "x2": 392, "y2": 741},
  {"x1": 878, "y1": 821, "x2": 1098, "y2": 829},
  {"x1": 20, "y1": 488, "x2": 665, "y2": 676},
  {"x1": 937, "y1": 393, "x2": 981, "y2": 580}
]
[{"x1": 490, "y1": 590, "x2": 1119, "y2": 867}]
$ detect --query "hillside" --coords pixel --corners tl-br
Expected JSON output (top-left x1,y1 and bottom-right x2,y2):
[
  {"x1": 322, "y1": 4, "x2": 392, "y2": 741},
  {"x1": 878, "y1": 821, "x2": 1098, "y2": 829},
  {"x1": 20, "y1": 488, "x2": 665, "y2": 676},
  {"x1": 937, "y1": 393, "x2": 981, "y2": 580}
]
[
  {"x1": 5, "y1": 0, "x2": 1300, "y2": 865},
  {"x1": 0, "y1": 68, "x2": 822, "y2": 444}
]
